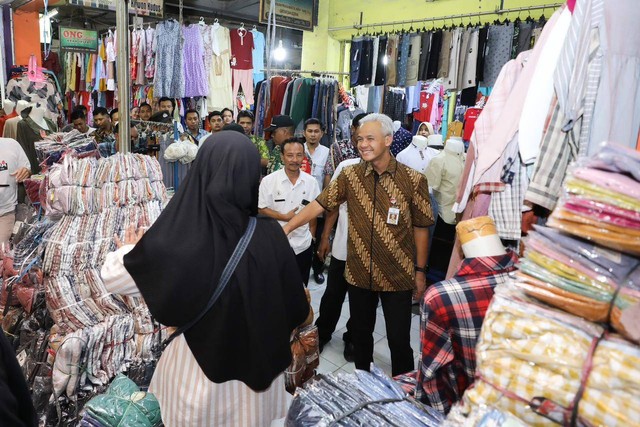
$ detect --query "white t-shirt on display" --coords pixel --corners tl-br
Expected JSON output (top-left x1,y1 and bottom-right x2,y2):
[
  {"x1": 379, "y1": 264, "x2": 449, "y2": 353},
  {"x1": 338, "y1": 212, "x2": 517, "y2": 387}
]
[{"x1": 259, "y1": 169, "x2": 320, "y2": 254}]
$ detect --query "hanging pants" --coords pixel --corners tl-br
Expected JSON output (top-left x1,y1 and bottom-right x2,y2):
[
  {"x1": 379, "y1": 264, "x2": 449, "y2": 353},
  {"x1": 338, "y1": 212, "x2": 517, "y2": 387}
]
[{"x1": 232, "y1": 69, "x2": 254, "y2": 105}]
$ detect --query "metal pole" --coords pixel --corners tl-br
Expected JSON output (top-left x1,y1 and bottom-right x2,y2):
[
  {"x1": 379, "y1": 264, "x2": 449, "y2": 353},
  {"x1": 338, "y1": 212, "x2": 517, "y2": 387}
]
[{"x1": 116, "y1": 0, "x2": 131, "y2": 153}]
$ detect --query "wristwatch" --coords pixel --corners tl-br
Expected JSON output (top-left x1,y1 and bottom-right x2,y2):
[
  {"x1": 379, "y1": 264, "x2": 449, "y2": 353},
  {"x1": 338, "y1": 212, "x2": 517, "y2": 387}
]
[{"x1": 414, "y1": 265, "x2": 429, "y2": 274}]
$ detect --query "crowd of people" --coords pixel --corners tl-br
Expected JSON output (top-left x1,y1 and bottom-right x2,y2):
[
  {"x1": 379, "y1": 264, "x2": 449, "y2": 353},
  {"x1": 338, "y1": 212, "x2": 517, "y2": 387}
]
[{"x1": 0, "y1": 96, "x2": 466, "y2": 425}]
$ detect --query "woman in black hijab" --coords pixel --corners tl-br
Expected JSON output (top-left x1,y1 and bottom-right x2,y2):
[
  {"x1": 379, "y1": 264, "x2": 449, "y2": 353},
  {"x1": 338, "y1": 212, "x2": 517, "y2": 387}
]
[{"x1": 101, "y1": 131, "x2": 309, "y2": 426}]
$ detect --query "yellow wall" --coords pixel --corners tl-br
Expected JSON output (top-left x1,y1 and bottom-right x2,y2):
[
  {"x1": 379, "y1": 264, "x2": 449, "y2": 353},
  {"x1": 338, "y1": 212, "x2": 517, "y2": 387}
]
[{"x1": 301, "y1": 0, "x2": 561, "y2": 80}]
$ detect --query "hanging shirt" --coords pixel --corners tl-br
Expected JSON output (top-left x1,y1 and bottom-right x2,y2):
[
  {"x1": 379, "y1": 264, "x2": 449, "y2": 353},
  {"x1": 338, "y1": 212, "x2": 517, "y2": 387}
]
[
  {"x1": 396, "y1": 142, "x2": 439, "y2": 177},
  {"x1": 230, "y1": 29, "x2": 254, "y2": 70},
  {"x1": 462, "y1": 107, "x2": 482, "y2": 142},
  {"x1": 251, "y1": 30, "x2": 266, "y2": 82}
]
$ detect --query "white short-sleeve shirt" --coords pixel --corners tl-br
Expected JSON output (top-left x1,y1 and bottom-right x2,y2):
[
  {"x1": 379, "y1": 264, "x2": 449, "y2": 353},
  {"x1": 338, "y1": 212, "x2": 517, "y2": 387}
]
[
  {"x1": 259, "y1": 169, "x2": 320, "y2": 254},
  {"x1": 0, "y1": 138, "x2": 31, "y2": 215},
  {"x1": 331, "y1": 158, "x2": 361, "y2": 261},
  {"x1": 304, "y1": 143, "x2": 330, "y2": 190}
]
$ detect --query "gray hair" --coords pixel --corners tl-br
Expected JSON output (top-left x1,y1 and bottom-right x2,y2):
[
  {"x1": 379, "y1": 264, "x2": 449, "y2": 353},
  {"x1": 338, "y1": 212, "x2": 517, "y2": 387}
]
[{"x1": 359, "y1": 113, "x2": 394, "y2": 137}]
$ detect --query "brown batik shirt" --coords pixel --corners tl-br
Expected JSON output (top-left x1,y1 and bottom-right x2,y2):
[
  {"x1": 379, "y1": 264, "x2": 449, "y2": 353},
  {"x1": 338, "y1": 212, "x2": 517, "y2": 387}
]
[{"x1": 316, "y1": 157, "x2": 433, "y2": 292}]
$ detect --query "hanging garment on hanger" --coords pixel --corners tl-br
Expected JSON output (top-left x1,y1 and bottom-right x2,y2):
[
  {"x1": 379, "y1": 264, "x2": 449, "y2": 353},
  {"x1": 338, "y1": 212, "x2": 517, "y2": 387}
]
[
  {"x1": 396, "y1": 33, "x2": 411, "y2": 87},
  {"x1": 183, "y1": 24, "x2": 209, "y2": 97},
  {"x1": 437, "y1": 30, "x2": 453, "y2": 80},
  {"x1": 444, "y1": 28, "x2": 463, "y2": 90},
  {"x1": 154, "y1": 20, "x2": 184, "y2": 98},
  {"x1": 374, "y1": 35, "x2": 388, "y2": 86},
  {"x1": 515, "y1": 21, "x2": 534, "y2": 56},
  {"x1": 106, "y1": 32, "x2": 117, "y2": 91},
  {"x1": 208, "y1": 24, "x2": 233, "y2": 111},
  {"x1": 475, "y1": 26, "x2": 488, "y2": 83},
  {"x1": 199, "y1": 23, "x2": 213, "y2": 80},
  {"x1": 251, "y1": 29, "x2": 266, "y2": 84},
  {"x1": 482, "y1": 23, "x2": 515, "y2": 87},
  {"x1": 145, "y1": 26, "x2": 156, "y2": 80},
  {"x1": 459, "y1": 28, "x2": 479, "y2": 90},
  {"x1": 359, "y1": 36, "x2": 374, "y2": 86},
  {"x1": 386, "y1": 34, "x2": 400, "y2": 86},
  {"x1": 230, "y1": 28, "x2": 254, "y2": 105},
  {"x1": 405, "y1": 33, "x2": 422, "y2": 87},
  {"x1": 427, "y1": 30, "x2": 443, "y2": 79},
  {"x1": 350, "y1": 36, "x2": 364, "y2": 86},
  {"x1": 418, "y1": 31, "x2": 433, "y2": 82},
  {"x1": 370, "y1": 36, "x2": 380, "y2": 87}
]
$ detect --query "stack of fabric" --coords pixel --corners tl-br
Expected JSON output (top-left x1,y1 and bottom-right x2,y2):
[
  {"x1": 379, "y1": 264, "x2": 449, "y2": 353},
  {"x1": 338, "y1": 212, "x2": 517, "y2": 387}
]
[
  {"x1": 34, "y1": 130, "x2": 99, "y2": 167},
  {"x1": 447, "y1": 143, "x2": 640, "y2": 426},
  {"x1": 39, "y1": 154, "x2": 168, "y2": 412}
]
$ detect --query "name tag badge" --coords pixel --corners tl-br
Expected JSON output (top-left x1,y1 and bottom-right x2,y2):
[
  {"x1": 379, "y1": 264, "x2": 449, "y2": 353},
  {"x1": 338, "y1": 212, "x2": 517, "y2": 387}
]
[{"x1": 387, "y1": 207, "x2": 400, "y2": 225}]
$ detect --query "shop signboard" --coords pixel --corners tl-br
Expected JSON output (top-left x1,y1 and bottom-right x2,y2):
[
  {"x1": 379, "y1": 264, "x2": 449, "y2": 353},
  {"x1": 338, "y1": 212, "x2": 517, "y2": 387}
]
[
  {"x1": 259, "y1": 0, "x2": 317, "y2": 31},
  {"x1": 60, "y1": 28, "x2": 98, "y2": 53},
  {"x1": 66, "y1": 0, "x2": 164, "y2": 18}
]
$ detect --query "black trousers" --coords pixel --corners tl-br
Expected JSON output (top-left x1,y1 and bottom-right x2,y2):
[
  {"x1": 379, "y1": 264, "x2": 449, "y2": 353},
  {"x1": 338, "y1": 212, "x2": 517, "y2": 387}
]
[
  {"x1": 310, "y1": 217, "x2": 326, "y2": 276},
  {"x1": 348, "y1": 285, "x2": 414, "y2": 376},
  {"x1": 295, "y1": 246, "x2": 313, "y2": 286},
  {"x1": 315, "y1": 257, "x2": 353, "y2": 343}
]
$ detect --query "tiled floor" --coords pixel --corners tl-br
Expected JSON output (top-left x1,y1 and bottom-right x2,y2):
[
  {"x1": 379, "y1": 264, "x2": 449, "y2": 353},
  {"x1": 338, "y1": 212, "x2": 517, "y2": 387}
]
[{"x1": 307, "y1": 276, "x2": 421, "y2": 377}]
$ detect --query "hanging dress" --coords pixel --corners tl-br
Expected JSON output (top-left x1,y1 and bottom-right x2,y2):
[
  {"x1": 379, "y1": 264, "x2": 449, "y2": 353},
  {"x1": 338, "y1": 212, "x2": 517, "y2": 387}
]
[
  {"x1": 183, "y1": 24, "x2": 209, "y2": 97},
  {"x1": 153, "y1": 20, "x2": 184, "y2": 98}
]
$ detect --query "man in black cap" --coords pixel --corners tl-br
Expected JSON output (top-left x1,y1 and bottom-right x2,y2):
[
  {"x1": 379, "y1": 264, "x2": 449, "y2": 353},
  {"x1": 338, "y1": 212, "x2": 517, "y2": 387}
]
[{"x1": 265, "y1": 115, "x2": 295, "y2": 175}]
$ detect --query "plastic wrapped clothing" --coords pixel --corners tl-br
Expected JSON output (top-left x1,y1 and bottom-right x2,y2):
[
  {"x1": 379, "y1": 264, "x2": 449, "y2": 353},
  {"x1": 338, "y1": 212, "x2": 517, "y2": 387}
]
[
  {"x1": 83, "y1": 374, "x2": 162, "y2": 427},
  {"x1": 461, "y1": 285, "x2": 640, "y2": 427},
  {"x1": 286, "y1": 365, "x2": 444, "y2": 426}
]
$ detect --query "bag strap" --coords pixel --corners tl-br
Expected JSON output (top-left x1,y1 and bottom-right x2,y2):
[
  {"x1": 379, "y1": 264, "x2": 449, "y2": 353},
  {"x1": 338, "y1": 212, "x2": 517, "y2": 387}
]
[{"x1": 160, "y1": 216, "x2": 257, "y2": 350}]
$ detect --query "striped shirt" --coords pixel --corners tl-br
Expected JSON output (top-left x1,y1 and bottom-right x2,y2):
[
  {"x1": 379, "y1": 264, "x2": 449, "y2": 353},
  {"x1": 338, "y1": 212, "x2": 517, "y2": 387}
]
[
  {"x1": 100, "y1": 245, "x2": 292, "y2": 427},
  {"x1": 316, "y1": 157, "x2": 433, "y2": 292}
]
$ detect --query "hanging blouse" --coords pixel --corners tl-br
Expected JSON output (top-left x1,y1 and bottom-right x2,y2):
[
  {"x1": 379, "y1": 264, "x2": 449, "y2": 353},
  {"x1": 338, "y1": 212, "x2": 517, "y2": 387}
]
[
  {"x1": 145, "y1": 26, "x2": 156, "y2": 80},
  {"x1": 153, "y1": 20, "x2": 185, "y2": 98},
  {"x1": 182, "y1": 24, "x2": 208, "y2": 97}
]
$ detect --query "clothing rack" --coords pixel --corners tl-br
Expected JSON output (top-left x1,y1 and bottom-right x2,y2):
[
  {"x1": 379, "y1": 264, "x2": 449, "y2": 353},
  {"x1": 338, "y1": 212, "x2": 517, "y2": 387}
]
[
  {"x1": 328, "y1": 2, "x2": 562, "y2": 32},
  {"x1": 262, "y1": 68, "x2": 349, "y2": 76}
]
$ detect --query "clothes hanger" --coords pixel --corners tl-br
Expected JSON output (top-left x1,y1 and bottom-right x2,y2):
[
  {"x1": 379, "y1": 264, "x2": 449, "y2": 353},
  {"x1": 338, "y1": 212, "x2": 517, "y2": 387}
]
[
  {"x1": 252, "y1": 24, "x2": 257, "y2": 31},
  {"x1": 199, "y1": 17, "x2": 206, "y2": 26}
]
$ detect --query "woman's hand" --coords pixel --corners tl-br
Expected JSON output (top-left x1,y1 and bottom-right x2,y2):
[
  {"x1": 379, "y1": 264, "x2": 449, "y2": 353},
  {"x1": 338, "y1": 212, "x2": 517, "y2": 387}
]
[{"x1": 114, "y1": 225, "x2": 145, "y2": 249}]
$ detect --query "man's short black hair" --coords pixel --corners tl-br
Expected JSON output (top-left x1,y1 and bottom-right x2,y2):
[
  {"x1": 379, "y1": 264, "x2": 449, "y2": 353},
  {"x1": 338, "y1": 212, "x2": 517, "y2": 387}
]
[
  {"x1": 158, "y1": 97, "x2": 175, "y2": 111},
  {"x1": 236, "y1": 110, "x2": 255, "y2": 122},
  {"x1": 280, "y1": 137, "x2": 305, "y2": 153},
  {"x1": 70, "y1": 109, "x2": 86, "y2": 121},
  {"x1": 352, "y1": 113, "x2": 369, "y2": 128},
  {"x1": 139, "y1": 102, "x2": 152, "y2": 110},
  {"x1": 93, "y1": 107, "x2": 109, "y2": 117},
  {"x1": 207, "y1": 111, "x2": 222, "y2": 121},
  {"x1": 304, "y1": 118, "x2": 324, "y2": 131},
  {"x1": 185, "y1": 109, "x2": 199, "y2": 118},
  {"x1": 109, "y1": 108, "x2": 119, "y2": 120},
  {"x1": 76, "y1": 105, "x2": 88, "y2": 113}
]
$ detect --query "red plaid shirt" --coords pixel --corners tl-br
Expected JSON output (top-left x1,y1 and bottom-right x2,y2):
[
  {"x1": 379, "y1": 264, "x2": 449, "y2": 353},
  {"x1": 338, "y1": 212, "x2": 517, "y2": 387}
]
[{"x1": 415, "y1": 251, "x2": 518, "y2": 414}]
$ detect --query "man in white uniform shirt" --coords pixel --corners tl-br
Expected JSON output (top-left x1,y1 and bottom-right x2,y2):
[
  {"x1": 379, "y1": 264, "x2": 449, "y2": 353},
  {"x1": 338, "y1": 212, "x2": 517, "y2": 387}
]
[
  {"x1": 259, "y1": 138, "x2": 320, "y2": 286},
  {"x1": 0, "y1": 138, "x2": 31, "y2": 243},
  {"x1": 303, "y1": 118, "x2": 330, "y2": 284}
]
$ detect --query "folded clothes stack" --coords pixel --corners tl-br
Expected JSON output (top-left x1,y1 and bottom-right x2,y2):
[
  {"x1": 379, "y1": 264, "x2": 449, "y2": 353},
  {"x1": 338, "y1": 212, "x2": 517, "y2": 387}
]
[
  {"x1": 41, "y1": 153, "x2": 169, "y2": 400},
  {"x1": 462, "y1": 286, "x2": 640, "y2": 427},
  {"x1": 446, "y1": 143, "x2": 640, "y2": 427}
]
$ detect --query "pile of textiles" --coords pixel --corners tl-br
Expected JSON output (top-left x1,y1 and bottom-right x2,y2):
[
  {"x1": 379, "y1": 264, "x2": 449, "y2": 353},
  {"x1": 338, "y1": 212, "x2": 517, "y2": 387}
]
[
  {"x1": 446, "y1": 143, "x2": 640, "y2": 426},
  {"x1": 34, "y1": 130, "x2": 99, "y2": 167},
  {"x1": 444, "y1": 405, "x2": 527, "y2": 427},
  {"x1": 80, "y1": 374, "x2": 162, "y2": 427},
  {"x1": 458, "y1": 285, "x2": 640, "y2": 426},
  {"x1": 286, "y1": 365, "x2": 444, "y2": 426},
  {"x1": 39, "y1": 154, "x2": 166, "y2": 422}
]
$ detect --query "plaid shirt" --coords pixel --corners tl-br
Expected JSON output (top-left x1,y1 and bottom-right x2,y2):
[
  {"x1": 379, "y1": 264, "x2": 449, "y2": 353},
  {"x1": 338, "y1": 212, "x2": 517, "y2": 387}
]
[{"x1": 415, "y1": 250, "x2": 518, "y2": 413}]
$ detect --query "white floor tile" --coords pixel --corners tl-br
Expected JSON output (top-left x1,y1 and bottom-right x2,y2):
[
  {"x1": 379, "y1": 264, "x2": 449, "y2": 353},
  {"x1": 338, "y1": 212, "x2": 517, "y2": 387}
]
[
  {"x1": 411, "y1": 314, "x2": 421, "y2": 332},
  {"x1": 338, "y1": 363, "x2": 356, "y2": 374},
  {"x1": 373, "y1": 339, "x2": 392, "y2": 366},
  {"x1": 317, "y1": 356, "x2": 340, "y2": 374},
  {"x1": 320, "y1": 340, "x2": 348, "y2": 367}
]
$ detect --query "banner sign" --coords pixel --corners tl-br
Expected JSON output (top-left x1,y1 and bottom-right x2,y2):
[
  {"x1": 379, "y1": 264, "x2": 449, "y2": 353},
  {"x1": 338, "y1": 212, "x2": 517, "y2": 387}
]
[
  {"x1": 259, "y1": 0, "x2": 316, "y2": 31},
  {"x1": 60, "y1": 28, "x2": 98, "y2": 53},
  {"x1": 67, "y1": 0, "x2": 164, "y2": 18}
]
